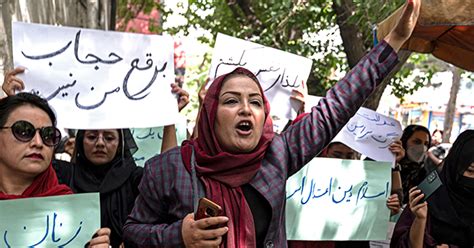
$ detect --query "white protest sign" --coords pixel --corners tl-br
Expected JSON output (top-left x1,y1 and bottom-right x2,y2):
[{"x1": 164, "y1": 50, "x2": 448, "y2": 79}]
[
  {"x1": 0, "y1": 193, "x2": 100, "y2": 247},
  {"x1": 286, "y1": 158, "x2": 391, "y2": 241},
  {"x1": 333, "y1": 107, "x2": 402, "y2": 162},
  {"x1": 305, "y1": 95, "x2": 401, "y2": 162},
  {"x1": 12, "y1": 22, "x2": 178, "y2": 129},
  {"x1": 209, "y1": 33, "x2": 313, "y2": 120}
]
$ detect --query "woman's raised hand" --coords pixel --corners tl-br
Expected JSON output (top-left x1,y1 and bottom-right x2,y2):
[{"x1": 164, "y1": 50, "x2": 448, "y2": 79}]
[
  {"x1": 389, "y1": 140, "x2": 405, "y2": 163},
  {"x1": 2, "y1": 67, "x2": 26, "y2": 96},
  {"x1": 384, "y1": 0, "x2": 421, "y2": 52},
  {"x1": 171, "y1": 83, "x2": 190, "y2": 112},
  {"x1": 408, "y1": 186, "x2": 428, "y2": 220}
]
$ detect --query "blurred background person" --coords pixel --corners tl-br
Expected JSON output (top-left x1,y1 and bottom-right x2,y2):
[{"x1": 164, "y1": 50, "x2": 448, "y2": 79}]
[
  {"x1": 426, "y1": 129, "x2": 451, "y2": 173},
  {"x1": 399, "y1": 124, "x2": 431, "y2": 205}
]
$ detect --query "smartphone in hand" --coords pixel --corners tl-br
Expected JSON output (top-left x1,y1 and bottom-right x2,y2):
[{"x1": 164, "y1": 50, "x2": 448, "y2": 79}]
[
  {"x1": 417, "y1": 170, "x2": 443, "y2": 202},
  {"x1": 195, "y1": 197, "x2": 223, "y2": 220}
]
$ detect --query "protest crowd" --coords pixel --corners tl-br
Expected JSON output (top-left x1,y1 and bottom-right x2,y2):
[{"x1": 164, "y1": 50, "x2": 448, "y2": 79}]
[{"x1": 1, "y1": 0, "x2": 473, "y2": 247}]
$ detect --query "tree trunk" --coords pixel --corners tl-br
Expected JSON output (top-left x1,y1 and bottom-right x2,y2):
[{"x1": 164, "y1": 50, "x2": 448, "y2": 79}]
[
  {"x1": 0, "y1": 2, "x2": 13, "y2": 68},
  {"x1": 442, "y1": 66, "x2": 462, "y2": 142},
  {"x1": 226, "y1": 0, "x2": 263, "y2": 37},
  {"x1": 333, "y1": 0, "x2": 367, "y2": 69},
  {"x1": 87, "y1": 0, "x2": 100, "y2": 29},
  {"x1": 363, "y1": 50, "x2": 411, "y2": 110},
  {"x1": 0, "y1": 0, "x2": 14, "y2": 98},
  {"x1": 109, "y1": 0, "x2": 117, "y2": 31},
  {"x1": 0, "y1": 0, "x2": 110, "y2": 93},
  {"x1": 333, "y1": 0, "x2": 410, "y2": 110}
]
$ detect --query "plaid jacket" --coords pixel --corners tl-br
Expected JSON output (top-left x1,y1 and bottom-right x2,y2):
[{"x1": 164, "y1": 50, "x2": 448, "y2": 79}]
[{"x1": 123, "y1": 41, "x2": 399, "y2": 247}]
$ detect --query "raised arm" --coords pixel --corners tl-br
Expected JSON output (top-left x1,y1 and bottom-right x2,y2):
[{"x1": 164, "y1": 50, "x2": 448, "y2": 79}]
[
  {"x1": 388, "y1": 140, "x2": 405, "y2": 215},
  {"x1": 160, "y1": 83, "x2": 190, "y2": 153},
  {"x1": 282, "y1": 40, "x2": 398, "y2": 175},
  {"x1": 390, "y1": 186, "x2": 436, "y2": 247},
  {"x1": 407, "y1": 187, "x2": 428, "y2": 248},
  {"x1": 281, "y1": 0, "x2": 420, "y2": 176}
]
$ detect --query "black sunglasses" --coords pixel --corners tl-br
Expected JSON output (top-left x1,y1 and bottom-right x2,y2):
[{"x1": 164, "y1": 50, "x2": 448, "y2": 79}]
[{"x1": 0, "y1": 120, "x2": 61, "y2": 147}]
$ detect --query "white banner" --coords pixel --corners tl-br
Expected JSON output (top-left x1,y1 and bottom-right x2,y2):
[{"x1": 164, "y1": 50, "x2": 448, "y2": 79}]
[
  {"x1": 209, "y1": 33, "x2": 313, "y2": 121},
  {"x1": 305, "y1": 96, "x2": 402, "y2": 162},
  {"x1": 0, "y1": 193, "x2": 100, "y2": 247},
  {"x1": 12, "y1": 22, "x2": 179, "y2": 129},
  {"x1": 333, "y1": 107, "x2": 402, "y2": 162}
]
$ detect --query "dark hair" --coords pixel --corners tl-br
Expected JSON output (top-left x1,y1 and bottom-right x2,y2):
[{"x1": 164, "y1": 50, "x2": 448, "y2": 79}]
[
  {"x1": 66, "y1": 129, "x2": 77, "y2": 138},
  {"x1": 0, "y1": 92, "x2": 57, "y2": 127},
  {"x1": 327, "y1": 141, "x2": 344, "y2": 150},
  {"x1": 400, "y1": 124, "x2": 431, "y2": 149}
]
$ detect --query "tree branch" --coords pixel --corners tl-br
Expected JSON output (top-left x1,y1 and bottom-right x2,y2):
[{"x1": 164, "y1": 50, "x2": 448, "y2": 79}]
[
  {"x1": 363, "y1": 50, "x2": 411, "y2": 110},
  {"x1": 333, "y1": 0, "x2": 367, "y2": 68},
  {"x1": 442, "y1": 66, "x2": 463, "y2": 142},
  {"x1": 225, "y1": 0, "x2": 264, "y2": 37},
  {"x1": 235, "y1": 0, "x2": 262, "y2": 27}
]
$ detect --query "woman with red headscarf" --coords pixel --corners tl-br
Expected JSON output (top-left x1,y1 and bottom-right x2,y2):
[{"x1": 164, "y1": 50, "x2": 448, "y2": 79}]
[
  {"x1": 0, "y1": 92, "x2": 110, "y2": 247},
  {"x1": 123, "y1": 1, "x2": 420, "y2": 247}
]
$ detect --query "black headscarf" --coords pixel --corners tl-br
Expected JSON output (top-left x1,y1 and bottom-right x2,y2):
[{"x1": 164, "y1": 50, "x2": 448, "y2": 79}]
[
  {"x1": 428, "y1": 130, "x2": 474, "y2": 246},
  {"x1": 71, "y1": 129, "x2": 142, "y2": 247},
  {"x1": 399, "y1": 125, "x2": 431, "y2": 204}
]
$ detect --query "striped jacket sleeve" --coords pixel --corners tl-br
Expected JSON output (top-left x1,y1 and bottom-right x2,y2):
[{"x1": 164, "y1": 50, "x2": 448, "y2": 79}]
[{"x1": 278, "y1": 40, "x2": 399, "y2": 177}]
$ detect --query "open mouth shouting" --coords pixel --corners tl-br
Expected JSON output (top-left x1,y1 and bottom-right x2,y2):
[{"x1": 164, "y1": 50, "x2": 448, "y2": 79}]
[{"x1": 236, "y1": 120, "x2": 253, "y2": 135}]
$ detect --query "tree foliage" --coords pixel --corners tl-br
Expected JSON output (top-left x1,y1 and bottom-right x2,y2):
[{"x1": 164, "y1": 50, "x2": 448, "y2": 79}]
[{"x1": 117, "y1": 0, "x2": 436, "y2": 105}]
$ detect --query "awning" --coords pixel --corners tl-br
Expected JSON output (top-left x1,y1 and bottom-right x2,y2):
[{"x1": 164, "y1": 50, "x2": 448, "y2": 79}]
[{"x1": 377, "y1": 0, "x2": 474, "y2": 71}]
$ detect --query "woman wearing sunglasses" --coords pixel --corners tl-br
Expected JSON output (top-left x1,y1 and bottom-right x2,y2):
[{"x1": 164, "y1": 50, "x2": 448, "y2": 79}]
[
  {"x1": 0, "y1": 92, "x2": 110, "y2": 247},
  {"x1": 3, "y1": 68, "x2": 190, "y2": 247}
]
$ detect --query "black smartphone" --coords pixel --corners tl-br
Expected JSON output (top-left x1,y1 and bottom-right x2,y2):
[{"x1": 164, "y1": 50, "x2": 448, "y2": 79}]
[{"x1": 417, "y1": 170, "x2": 443, "y2": 202}]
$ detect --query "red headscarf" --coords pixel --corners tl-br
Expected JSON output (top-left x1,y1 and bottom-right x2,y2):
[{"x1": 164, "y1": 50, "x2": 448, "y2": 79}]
[
  {"x1": 0, "y1": 163, "x2": 72, "y2": 200},
  {"x1": 181, "y1": 67, "x2": 274, "y2": 248}
]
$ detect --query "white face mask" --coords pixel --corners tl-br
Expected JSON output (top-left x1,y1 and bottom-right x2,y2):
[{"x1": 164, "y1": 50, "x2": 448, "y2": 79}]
[{"x1": 407, "y1": 144, "x2": 427, "y2": 163}]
